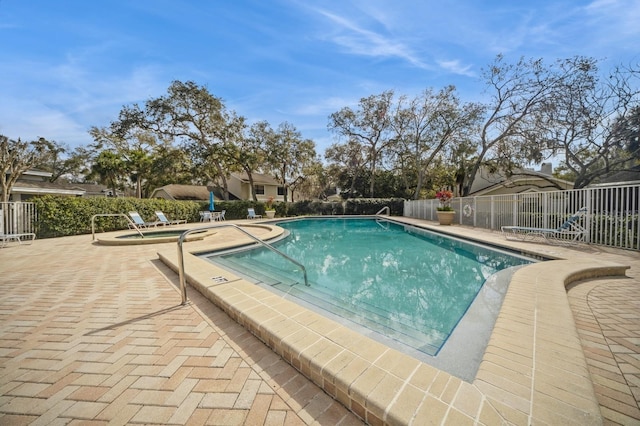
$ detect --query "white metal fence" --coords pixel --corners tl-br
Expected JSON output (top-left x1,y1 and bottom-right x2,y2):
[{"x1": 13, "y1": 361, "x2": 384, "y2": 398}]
[
  {"x1": 4, "y1": 189, "x2": 640, "y2": 250},
  {"x1": 0, "y1": 202, "x2": 37, "y2": 236},
  {"x1": 404, "y1": 184, "x2": 640, "y2": 250}
]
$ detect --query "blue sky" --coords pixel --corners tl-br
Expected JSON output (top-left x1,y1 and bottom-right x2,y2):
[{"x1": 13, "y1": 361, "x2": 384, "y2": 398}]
[{"x1": 1, "y1": 0, "x2": 639, "y2": 155}]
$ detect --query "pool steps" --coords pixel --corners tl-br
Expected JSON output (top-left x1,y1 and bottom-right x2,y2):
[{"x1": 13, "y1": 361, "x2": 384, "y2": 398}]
[{"x1": 207, "y1": 254, "x2": 447, "y2": 355}]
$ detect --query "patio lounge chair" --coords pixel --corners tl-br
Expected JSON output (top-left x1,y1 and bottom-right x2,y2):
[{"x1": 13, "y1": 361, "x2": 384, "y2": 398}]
[
  {"x1": 501, "y1": 207, "x2": 588, "y2": 243},
  {"x1": 247, "y1": 208, "x2": 262, "y2": 219},
  {"x1": 128, "y1": 211, "x2": 159, "y2": 229},
  {"x1": 155, "y1": 211, "x2": 186, "y2": 226},
  {"x1": 1, "y1": 232, "x2": 36, "y2": 248}
]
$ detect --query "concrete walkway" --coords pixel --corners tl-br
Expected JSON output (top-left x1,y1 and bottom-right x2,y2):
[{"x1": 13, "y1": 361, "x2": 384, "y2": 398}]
[{"x1": 0, "y1": 222, "x2": 638, "y2": 425}]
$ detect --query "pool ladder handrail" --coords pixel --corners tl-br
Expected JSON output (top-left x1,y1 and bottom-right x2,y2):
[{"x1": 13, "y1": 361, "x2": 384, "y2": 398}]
[
  {"x1": 177, "y1": 223, "x2": 309, "y2": 305},
  {"x1": 376, "y1": 206, "x2": 390, "y2": 215},
  {"x1": 91, "y1": 213, "x2": 143, "y2": 240}
]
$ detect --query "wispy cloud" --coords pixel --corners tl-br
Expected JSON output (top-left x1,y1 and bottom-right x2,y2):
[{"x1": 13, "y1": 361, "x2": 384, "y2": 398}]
[
  {"x1": 312, "y1": 8, "x2": 431, "y2": 70},
  {"x1": 582, "y1": 0, "x2": 640, "y2": 53},
  {"x1": 1, "y1": 0, "x2": 637, "y2": 152},
  {"x1": 435, "y1": 59, "x2": 476, "y2": 77}
]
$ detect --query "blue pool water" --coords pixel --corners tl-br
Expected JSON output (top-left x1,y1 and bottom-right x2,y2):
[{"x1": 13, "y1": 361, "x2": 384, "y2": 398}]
[{"x1": 205, "y1": 218, "x2": 532, "y2": 356}]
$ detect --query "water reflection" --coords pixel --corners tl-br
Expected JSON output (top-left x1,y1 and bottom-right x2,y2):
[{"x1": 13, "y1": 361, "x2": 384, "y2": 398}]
[{"x1": 211, "y1": 218, "x2": 531, "y2": 355}]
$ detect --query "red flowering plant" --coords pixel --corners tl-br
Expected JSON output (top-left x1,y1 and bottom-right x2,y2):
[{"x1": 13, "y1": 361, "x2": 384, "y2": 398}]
[
  {"x1": 435, "y1": 190, "x2": 454, "y2": 211},
  {"x1": 265, "y1": 196, "x2": 275, "y2": 211}
]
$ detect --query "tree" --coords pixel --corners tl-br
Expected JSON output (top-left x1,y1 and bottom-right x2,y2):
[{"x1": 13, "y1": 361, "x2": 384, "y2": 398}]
[
  {"x1": 460, "y1": 55, "x2": 558, "y2": 196},
  {"x1": 324, "y1": 139, "x2": 366, "y2": 199},
  {"x1": 292, "y1": 159, "x2": 329, "y2": 200},
  {"x1": 86, "y1": 150, "x2": 126, "y2": 197},
  {"x1": 0, "y1": 136, "x2": 53, "y2": 202},
  {"x1": 328, "y1": 91, "x2": 395, "y2": 197},
  {"x1": 391, "y1": 86, "x2": 483, "y2": 199},
  {"x1": 89, "y1": 126, "x2": 157, "y2": 198},
  {"x1": 235, "y1": 121, "x2": 271, "y2": 201},
  {"x1": 30, "y1": 140, "x2": 90, "y2": 183},
  {"x1": 145, "y1": 144, "x2": 194, "y2": 192},
  {"x1": 613, "y1": 105, "x2": 640, "y2": 161},
  {"x1": 115, "y1": 80, "x2": 239, "y2": 199},
  {"x1": 540, "y1": 58, "x2": 640, "y2": 188},
  {"x1": 264, "y1": 122, "x2": 316, "y2": 202}
]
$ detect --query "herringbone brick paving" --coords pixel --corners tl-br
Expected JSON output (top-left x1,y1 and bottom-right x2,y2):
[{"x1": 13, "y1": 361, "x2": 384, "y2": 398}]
[
  {"x1": 1, "y1": 225, "x2": 639, "y2": 425},
  {"x1": 568, "y1": 277, "x2": 640, "y2": 425},
  {"x1": 0, "y1": 235, "x2": 362, "y2": 425}
]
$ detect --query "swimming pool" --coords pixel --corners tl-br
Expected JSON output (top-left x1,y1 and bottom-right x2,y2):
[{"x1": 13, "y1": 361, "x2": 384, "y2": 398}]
[{"x1": 203, "y1": 218, "x2": 533, "y2": 359}]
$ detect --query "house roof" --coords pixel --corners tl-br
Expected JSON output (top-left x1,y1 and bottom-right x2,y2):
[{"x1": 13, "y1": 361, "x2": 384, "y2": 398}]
[
  {"x1": 21, "y1": 169, "x2": 52, "y2": 178},
  {"x1": 67, "y1": 183, "x2": 122, "y2": 196},
  {"x1": 12, "y1": 180, "x2": 85, "y2": 196},
  {"x1": 591, "y1": 165, "x2": 640, "y2": 186},
  {"x1": 230, "y1": 172, "x2": 280, "y2": 186},
  {"x1": 150, "y1": 184, "x2": 212, "y2": 201},
  {"x1": 468, "y1": 166, "x2": 574, "y2": 196}
]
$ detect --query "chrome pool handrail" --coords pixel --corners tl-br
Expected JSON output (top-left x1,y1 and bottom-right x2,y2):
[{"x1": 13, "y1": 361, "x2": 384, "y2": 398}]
[
  {"x1": 177, "y1": 223, "x2": 309, "y2": 305},
  {"x1": 376, "y1": 206, "x2": 390, "y2": 215},
  {"x1": 91, "y1": 213, "x2": 143, "y2": 240}
]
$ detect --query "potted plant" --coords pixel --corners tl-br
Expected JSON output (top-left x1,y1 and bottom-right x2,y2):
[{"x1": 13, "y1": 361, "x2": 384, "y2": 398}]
[
  {"x1": 265, "y1": 196, "x2": 276, "y2": 219},
  {"x1": 435, "y1": 190, "x2": 455, "y2": 225}
]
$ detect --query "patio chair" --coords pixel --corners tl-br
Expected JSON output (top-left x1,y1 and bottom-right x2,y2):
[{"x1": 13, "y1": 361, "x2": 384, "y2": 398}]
[
  {"x1": 247, "y1": 208, "x2": 262, "y2": 219},
  {"x1": 155, "y1": 211, "x2": 186, "y2": 226},
  {"x1": 200, "y1": 211, "x2": 213, "y2": 222},
  {"x1": 1, "y1": 232, "x2": 36, "y2": 248},
  {"x1": 128, "y1": 211, "x2": 159, "y2": 229},
  {"x1": 216, "y1": 210, "x2": 226, "y2": 221},
  {"x1": 501, "y1": 207, "x2": 588, "y2": 244}
]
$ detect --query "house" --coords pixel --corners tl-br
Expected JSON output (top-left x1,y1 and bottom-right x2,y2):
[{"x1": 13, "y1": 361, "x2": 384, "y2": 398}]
[
  {"x1": 227, "y1": 172, "x2": 284, "y2": 202},
  {"x1": 7, "y1": 169, "x2": 129, "y2": 201},
  {"x1": 150, "y1": 184, "x2": 212, "y2": 201},
  {"x1": 150, "y1": 173, "x2": 286, "y2": 203},
  {"x1": 9, "y1": 169, "x2": 84, "y2": 201},
  {"x1": 67, "y1": 183, "x2": 124, "y2": 198},
  {"x1": 590, "y1": 165, "x2": 640, "y2": 187},
  {"x1": 467, "y1": 163, "x2": 574, "y2": 196}
]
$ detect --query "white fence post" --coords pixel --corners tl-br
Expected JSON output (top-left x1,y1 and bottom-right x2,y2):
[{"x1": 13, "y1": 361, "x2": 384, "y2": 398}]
[{"x1": 402, "y1": 183, "x2": 640, "y2": 251}]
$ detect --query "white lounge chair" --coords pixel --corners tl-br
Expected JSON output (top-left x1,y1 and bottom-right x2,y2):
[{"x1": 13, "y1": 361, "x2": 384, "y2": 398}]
[
  {"x1": 155, "y1": 211, "x2": 186, "y2": 226},
  {"x1": 128, "y1": 211, "x2": 159, "y2": 229},
  {"x1": 247, "y1": 208, "x2": 262, "y2": 219},
  {"x1": 501, "y1": 207, "x2": 588, "y2": 244},
  {"x1": 1, "y1": 232, "x2": 36, "y2": 248}
]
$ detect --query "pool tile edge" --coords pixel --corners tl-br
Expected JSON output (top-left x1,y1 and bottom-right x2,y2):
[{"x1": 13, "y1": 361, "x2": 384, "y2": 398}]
[{"x1": 157, "y1": 246, "x2": 628, "y2": 425}]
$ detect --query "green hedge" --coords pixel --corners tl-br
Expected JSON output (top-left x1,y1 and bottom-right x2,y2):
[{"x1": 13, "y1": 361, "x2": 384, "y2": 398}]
[
  {"x1": 32, "y1": 196, "x2": 203, "y2": 238},
  {"x1": 31, "y1": 196, "x2": 406, "y2": 238}
]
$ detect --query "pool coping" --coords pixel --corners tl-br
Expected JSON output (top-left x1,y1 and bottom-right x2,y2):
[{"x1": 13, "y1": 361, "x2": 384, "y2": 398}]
[
  {"x1": 156, "y1": 220, "x2": 630, "y2": 425},
  {"x1": 94, "y1": 223, "x2": 272, "y2": 246}
]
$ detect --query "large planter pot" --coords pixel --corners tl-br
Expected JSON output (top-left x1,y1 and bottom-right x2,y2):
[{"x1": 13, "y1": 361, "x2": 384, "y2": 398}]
[
  {"x1": 265, "y1": 210, "x2": 276, "y2": 219},
  {"x1": 436, "y1": 210, "x2": 455, "y2": 225}
]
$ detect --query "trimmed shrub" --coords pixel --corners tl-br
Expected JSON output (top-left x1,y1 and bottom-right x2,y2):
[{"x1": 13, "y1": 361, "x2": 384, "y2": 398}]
[{"x1": 30, "y1": 196, "x2": 406, "y2": 238}]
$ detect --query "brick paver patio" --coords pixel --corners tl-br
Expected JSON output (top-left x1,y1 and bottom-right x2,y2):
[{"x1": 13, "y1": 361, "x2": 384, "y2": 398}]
[
  {"x1": 568, "y1": 277, "x2": 640, "y2": 425},
  {"x1": 0, "y1": 222, "x2": 638, "y2": 425},
  {"x1": 0, "y1": 235, "x2": 361, "y2": 425}
]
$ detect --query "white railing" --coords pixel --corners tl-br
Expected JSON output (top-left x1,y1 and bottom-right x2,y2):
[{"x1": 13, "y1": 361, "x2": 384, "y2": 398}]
[
  {"x1": 404, "y1": 184, "x2": 640, "y2": 250},
  {"x1": 0, "y1": 202, "x2": 37, "y2": 236}
]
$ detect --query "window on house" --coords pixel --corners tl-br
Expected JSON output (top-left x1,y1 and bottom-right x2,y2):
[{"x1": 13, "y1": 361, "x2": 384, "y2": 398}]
[
  {"x1": 255, "y1": 185, "x2": 265, "y2": 195},
  {"x1": 277, "y1": 186, "x2": 285, "y2": 196}
]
